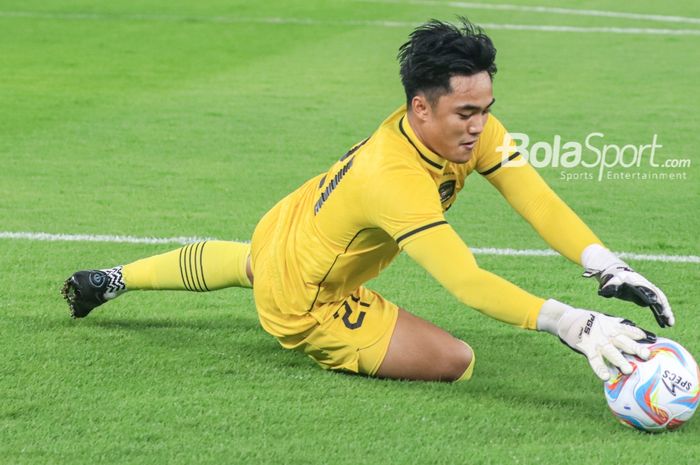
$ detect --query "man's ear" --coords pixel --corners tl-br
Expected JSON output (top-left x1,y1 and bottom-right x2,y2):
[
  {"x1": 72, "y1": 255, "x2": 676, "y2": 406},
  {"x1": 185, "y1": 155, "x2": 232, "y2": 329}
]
[{"x1": 410, "y1": 94, "x2": 431, "y2": 122}]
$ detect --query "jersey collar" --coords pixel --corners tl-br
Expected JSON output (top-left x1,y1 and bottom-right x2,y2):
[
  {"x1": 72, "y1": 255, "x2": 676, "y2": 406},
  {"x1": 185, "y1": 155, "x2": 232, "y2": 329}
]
[{"x1": 398, "y1": 115, "x2": 446, "y2": 175}]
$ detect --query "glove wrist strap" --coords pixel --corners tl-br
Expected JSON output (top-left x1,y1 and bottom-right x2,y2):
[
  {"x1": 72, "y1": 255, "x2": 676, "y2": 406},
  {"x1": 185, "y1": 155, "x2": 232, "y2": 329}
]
[
  {"x1": 581, "y1": 244, "x2": 630, "y2": 278},
  {"x1": 536, "y1": 299, "x2": 574, "y2": 335}
]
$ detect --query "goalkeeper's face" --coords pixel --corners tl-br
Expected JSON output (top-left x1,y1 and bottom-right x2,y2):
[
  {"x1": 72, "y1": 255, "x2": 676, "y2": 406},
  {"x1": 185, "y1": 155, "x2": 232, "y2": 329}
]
[{"x1": 412, "y1": 72, "x2": 494, "y2": 164}]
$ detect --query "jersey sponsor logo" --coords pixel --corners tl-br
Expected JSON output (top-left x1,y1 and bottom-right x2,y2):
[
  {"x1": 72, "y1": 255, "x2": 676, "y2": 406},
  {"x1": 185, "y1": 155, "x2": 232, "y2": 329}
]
[
  {"x1": 438, "y1": 180, "x2": 456, "y2": 204},
  {"x1": 314, "y1": 156, "x2": 355, "y2": 215}
]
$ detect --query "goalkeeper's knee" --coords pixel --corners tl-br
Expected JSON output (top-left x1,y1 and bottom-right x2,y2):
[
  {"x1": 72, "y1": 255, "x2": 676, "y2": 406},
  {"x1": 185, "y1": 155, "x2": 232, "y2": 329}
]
[{"x1": 455, "y1": 342, "x2": 475, "y2": 382}]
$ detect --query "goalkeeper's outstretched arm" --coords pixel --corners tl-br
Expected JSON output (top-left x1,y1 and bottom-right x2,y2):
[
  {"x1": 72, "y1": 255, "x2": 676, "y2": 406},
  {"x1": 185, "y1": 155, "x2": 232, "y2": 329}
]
[
  {"x1": 484, "y1": 158, "x2": 601, "y2": 265},
  {"x1": 401, "y1": 225, "x2": 655, "y2": 381},
  {"x1": 484, "y1": 159, "x2": 673, "y2": 327}
]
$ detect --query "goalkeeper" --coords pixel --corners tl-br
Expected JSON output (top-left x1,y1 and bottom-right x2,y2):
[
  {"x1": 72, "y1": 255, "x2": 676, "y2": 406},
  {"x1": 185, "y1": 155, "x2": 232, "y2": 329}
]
[{"x1": 62, "y1": 18, "x2": 672, "y2": 383}]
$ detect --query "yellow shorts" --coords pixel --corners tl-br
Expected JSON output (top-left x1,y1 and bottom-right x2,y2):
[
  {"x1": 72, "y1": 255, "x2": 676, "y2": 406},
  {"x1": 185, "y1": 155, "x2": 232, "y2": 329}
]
[
  {"x1": 293, "y1": 287, "x2": 399, "y2": 375},
  {"x1": 250, "y1": 198, "x2": 400, "y2": 376},
  {"x1": 255, "y1": 280, "x2": 399, "y2": 376}
]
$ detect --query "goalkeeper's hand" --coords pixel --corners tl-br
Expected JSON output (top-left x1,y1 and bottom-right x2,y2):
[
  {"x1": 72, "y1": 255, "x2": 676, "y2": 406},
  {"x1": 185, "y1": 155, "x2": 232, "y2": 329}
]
[
  {"x1": 537, "y1": 299, "x2": 656, "y2": 381},
  {"x1": 581, "y1": 244, "x2": 674, "y2": 328}
]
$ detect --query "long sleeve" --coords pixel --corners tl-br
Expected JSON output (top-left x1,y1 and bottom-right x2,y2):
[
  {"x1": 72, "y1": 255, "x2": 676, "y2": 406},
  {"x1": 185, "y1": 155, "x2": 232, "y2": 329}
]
[
  {"x1": 484, "y1": 159, "x2": 603, "y2": 265},
  {"x1": 473, "y1": 115, "x2": 603, "y2": 265},
  {"x1": 403, "y1": 224, "x2": 544, "y2": 329}
]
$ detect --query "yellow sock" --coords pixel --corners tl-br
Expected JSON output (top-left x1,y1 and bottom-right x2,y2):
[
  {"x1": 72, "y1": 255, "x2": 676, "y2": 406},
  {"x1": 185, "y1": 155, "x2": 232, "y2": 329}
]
[
  {"x1": 455, "y1": 342, "x2": 476, "y2": 382},
  {"x1": 122, "y1": 241, "x2": 252, "y2": 291}
]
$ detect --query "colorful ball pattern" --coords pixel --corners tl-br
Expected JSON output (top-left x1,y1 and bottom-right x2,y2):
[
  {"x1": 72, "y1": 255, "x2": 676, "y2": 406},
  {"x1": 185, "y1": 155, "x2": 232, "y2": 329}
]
[{"x1": 604, "y1": 337, "x2": 700, "y2": 432}]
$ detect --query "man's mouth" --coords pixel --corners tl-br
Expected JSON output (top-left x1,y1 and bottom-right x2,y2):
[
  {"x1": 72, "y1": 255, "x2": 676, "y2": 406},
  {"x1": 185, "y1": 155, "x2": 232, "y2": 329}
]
[{"x1": 461, "y1": 140, "x2": 477, "y2": 150}]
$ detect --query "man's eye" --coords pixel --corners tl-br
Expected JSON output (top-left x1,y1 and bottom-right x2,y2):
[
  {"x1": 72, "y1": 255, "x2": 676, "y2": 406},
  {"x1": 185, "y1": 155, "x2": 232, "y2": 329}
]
[{"x1": 458, "y1": 113, "x2": 473, "y2": 120}]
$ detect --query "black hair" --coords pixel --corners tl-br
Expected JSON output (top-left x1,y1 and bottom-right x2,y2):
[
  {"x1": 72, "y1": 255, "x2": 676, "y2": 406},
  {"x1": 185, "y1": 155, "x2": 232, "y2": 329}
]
[{"x1": 398, "y1": 18, "x2": 497, "y2": 106}]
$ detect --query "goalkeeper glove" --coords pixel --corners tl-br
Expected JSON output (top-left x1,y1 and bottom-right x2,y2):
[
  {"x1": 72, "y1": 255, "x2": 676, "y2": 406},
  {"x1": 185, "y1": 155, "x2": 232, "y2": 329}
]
[
  {"x1": 581, "y1": 244, "x2": 674, "y2": 328},
  {"x1": 537, "y1": 299, "x2": 656, "y2": 381}
]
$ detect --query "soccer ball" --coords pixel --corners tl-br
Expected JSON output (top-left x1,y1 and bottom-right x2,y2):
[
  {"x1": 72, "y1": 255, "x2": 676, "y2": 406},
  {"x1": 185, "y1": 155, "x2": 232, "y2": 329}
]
[{"x1": 604, "y1": 337, "x2": 700, "y2": 432}]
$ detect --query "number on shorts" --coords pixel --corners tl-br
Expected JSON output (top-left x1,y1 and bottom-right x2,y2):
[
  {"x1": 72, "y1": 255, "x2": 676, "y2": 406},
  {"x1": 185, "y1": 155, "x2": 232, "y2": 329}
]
[{"x1": 335, "y1": 302, "x2": 366, "y2": 330}]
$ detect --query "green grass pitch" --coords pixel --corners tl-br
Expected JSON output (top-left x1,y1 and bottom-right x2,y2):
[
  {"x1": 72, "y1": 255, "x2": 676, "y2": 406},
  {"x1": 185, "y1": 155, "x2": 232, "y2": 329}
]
[{"x1": 1, "y1": 1, "x2": 699, "y2": 463}]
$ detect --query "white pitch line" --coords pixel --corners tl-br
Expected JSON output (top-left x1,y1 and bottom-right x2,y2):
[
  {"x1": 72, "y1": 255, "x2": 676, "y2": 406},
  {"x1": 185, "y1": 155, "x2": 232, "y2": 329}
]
[
  {"x1": 1, "y1": 231, "x2": 697, "y2": 264},
  {"x1": 0, "y1": 231, "x2": 209, "y2": 245},
  {"x1": 356, "y1": 0, "x2": 700, "y2": 26},
  {"x1": 470, "y1": 247, "x2": 700, "y2": 264},
  {"x1": 1, "y1": 10, "x2": 700, "y2": 36},
  {"x1": 477, "y1": 23, "x2": 700, "y2": 35}
]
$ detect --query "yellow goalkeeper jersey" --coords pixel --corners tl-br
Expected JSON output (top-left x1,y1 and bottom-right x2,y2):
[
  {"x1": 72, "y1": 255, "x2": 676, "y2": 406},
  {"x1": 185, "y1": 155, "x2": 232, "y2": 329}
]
[{"x1": 251, "y1": 106, "x2": 601, "y2": 338}]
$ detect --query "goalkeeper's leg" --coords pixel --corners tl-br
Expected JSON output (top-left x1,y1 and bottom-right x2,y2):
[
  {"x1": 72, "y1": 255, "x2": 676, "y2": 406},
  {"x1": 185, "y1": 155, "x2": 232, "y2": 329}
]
[
  {"x1": 375, "y1": 308, "x2": 474, "y2": 382},
  {"x1": 62, "y1": 241, "x2": 253, "y2": 318},
  {"x1": 272, "y1": 285, "x2": 475, "y2": 382}
]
